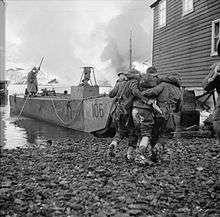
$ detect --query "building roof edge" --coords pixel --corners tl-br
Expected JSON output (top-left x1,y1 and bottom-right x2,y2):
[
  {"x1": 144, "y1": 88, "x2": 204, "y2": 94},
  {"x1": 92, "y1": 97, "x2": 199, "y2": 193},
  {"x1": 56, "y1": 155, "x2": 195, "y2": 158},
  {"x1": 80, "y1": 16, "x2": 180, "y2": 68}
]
[{"x1": 150, "y1": 0, "x2": 162, "y2": 8}]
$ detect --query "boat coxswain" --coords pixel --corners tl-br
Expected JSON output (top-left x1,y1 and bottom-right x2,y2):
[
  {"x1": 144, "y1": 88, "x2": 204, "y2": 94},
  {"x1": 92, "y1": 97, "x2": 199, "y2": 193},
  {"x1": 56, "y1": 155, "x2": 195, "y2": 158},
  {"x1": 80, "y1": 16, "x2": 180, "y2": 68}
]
[{"x1": 26, "y1": 66, "x2": 40, "y2": 96}]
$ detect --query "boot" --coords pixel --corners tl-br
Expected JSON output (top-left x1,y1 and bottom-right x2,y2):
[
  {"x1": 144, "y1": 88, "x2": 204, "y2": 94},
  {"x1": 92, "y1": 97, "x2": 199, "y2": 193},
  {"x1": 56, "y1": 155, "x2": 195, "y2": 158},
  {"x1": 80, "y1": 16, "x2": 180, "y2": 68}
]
[
  {"x1": 152, "y1": 143, "x2": 164, "y2": 162},
  {"x1": 126, "y1": 146, "x2": 135, "y2": 162},
  {"x1": 108, "y1": 140, "x2": 117, "y2": 158},
  {"x1": 139, "y1": 136, "x2": 150, "y2": 155},
  {"x1": 135, "y1": 154, "x2": 153, "y2": 166},
  {"x1": 135, "y1": 136, "x2": 152, "y2": 166}
]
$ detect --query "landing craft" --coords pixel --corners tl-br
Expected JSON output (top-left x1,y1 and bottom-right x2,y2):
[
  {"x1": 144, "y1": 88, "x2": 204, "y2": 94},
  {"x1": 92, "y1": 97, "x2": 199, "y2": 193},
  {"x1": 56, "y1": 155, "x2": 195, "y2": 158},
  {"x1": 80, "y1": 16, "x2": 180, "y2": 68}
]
[
  {"x1": 10, "y1": 67, "x2": 114, "y2": 133},
  {"x1": 9, "y1": 33, "x2": 134, "y2": 136}
]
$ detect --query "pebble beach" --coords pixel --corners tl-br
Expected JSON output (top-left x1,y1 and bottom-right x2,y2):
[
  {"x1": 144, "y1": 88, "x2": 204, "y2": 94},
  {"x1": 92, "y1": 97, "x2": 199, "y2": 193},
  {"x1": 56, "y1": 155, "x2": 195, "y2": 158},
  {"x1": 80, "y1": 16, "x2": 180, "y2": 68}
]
[{"x1": 1, "y1": 137, "x2": 219, "y2": 217}]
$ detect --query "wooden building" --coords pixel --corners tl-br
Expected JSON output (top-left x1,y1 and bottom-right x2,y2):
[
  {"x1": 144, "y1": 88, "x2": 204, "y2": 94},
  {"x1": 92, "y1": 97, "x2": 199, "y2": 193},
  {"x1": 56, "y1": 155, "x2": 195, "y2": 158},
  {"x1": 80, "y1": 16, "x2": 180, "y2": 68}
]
[
  {"x1": 0, "y1": 0, "x2": 8, "y2": 96},
  {"x1": 150, "y1": 0, "x2": 220, "y2": 88},
  {"x1": 0, "y1": 0, "x2": 5, "y2": 81}
]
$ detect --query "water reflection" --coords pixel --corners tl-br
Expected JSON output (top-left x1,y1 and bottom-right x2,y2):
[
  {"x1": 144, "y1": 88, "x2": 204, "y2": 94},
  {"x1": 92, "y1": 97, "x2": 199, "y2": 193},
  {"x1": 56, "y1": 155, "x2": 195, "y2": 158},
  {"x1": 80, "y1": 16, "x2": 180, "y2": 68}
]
[
  {"x1": 0, "y1": 93, "x2": 89, "y2": 149},
  {"x1": 0, "y1": 95, "x2": 8, "y2": 106},
  {"x1": 0, "y1": 84, "x2": 109, "y2": 149}
]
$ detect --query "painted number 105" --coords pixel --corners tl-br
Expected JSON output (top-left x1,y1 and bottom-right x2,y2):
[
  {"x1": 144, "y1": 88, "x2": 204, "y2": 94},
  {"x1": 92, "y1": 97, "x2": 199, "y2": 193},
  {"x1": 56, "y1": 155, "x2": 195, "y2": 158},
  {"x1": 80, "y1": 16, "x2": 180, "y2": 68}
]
[{"x1": 92, "y1": 103, "x2": 104, "y2": 118}]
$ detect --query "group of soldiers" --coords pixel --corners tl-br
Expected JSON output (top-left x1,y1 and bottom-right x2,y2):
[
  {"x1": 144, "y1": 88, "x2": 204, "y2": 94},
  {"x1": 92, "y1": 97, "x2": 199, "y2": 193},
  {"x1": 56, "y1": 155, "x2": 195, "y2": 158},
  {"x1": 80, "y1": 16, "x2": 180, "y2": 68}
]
[
  {"x1": 107, "y1": 40, "x2": 220, "y2": 166},
  {"x1": 107, "y1": 66, "x2": 182, "y2": 165}
]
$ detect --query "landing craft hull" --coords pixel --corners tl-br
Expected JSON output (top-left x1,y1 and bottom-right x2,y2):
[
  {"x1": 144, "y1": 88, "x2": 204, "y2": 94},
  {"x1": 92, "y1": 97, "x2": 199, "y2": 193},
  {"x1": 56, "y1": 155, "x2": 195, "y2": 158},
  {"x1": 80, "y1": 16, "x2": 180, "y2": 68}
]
[{"x1": 9, "y1": 95, "x2": 113, "y2": 133}]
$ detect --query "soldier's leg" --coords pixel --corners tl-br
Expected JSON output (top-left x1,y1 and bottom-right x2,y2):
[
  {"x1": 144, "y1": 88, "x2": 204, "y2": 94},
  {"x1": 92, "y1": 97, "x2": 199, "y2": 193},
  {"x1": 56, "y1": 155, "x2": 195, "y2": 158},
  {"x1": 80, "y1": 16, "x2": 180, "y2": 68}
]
[
  {"x1": 133, "y1": 108, "x2": 154, "y2": 165},
  {"x1": 214, "y1": 121, "x2": 220, "y2": 146},
  {"x1": 152, "y1": 117, "x2": 168, "y2": 162},
  {"x1": 139, "y1": 109, "x2": 154, "y2": 151},
  {"x1": 213, "y1": 107, "x2": 220, "y2": 147},
  {"x1": 126, "y1": 118, "x2": 139, "y2": 161},
  {"x1": 151, "y1": 114, "x2": 165, "y2": 162},
  {"x1": 108, "y1": 115, "x2": 128, "y2": 157},
  {"x1": 126, "y1": 131, "x2": 138, "y2": 161},
  {"x1": 125, "y1": 108, "x2": 141, "y2": 161},
  {"x1": 108, "y1": 121, "x2": 120, "y2": 158}
]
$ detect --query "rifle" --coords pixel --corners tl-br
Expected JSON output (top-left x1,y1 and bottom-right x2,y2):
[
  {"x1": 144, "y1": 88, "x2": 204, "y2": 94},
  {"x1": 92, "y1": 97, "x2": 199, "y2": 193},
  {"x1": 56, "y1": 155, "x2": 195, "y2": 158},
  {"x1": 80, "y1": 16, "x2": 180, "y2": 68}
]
[{"x1": 38, "y1": 57, "x2": 44, "y2": 71}]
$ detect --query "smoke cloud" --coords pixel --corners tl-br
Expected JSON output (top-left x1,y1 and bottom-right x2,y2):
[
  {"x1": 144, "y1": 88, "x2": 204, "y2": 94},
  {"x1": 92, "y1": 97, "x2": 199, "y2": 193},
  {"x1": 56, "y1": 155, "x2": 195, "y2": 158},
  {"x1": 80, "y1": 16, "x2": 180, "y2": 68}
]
[
  {"x1": 101, "y1": 1, "x2": 153, "y2": 74},
  {"x1": 6, "y1": 0, "x2": 153, "y2": 85}
]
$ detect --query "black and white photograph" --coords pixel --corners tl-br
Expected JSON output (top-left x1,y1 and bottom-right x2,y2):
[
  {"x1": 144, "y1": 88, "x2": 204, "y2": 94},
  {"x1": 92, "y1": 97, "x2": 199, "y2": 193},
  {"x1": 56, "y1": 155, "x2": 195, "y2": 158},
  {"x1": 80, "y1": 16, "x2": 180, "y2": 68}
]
[{"x1": 0, "y1": 0, "x2": 220, "y2": 216}]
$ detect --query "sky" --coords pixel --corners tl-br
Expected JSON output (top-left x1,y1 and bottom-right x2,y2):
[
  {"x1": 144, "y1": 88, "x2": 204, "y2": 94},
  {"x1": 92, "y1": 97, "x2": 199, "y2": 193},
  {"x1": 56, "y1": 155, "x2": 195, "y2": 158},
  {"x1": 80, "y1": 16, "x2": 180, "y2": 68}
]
[{"x1": 6, "y1": 0, "x2": 154, "y2": 85}]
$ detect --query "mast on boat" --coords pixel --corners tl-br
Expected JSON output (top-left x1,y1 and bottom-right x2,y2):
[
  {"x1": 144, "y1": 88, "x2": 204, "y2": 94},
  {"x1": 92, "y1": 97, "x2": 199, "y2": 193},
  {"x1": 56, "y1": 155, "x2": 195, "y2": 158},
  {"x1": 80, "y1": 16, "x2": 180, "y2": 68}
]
[{"x1": 129, "y1": 30, "x2": 132, "y2": 70}]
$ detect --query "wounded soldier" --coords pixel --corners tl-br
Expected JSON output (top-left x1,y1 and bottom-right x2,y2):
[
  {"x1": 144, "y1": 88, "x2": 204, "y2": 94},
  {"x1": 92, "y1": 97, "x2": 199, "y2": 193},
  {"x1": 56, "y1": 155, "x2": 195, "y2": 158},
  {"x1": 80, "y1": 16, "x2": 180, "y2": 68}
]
[{"x1": 142, "y1": 72, "x2": 182, "y2": 163}]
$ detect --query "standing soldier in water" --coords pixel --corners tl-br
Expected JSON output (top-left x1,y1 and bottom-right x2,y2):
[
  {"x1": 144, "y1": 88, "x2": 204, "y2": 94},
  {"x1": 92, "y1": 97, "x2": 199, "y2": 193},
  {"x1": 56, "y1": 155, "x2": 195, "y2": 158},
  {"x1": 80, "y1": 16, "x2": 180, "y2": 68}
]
[{"x1": 203, "y1": 40, "x2": 220, "y2": 150}]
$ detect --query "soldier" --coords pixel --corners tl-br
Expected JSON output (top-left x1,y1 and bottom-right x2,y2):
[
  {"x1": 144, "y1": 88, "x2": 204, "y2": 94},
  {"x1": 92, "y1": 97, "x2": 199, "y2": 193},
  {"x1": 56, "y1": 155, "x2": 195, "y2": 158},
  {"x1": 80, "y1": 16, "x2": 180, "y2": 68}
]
[
  {"x1": 202, "y1": 62, "x2": 220, "y2": 147},
  {"x1": 108, "y1": 69, "x2": 149, "y2": 160},
  {"x1": 142, "y1": 72, "x2": 182, "y2": 162},
  {"x1": 132, "y1": 67, "x2": 161, "y2": 165},
  {"x1": 146, "y1": 66, "x2": 159, "y2": 81},
  {"x1": 27, "y1": 66, "x2": 39, "y2": 96},
  {"x1": 108, "y1": 71, "x2": 128, "y2": 158}
]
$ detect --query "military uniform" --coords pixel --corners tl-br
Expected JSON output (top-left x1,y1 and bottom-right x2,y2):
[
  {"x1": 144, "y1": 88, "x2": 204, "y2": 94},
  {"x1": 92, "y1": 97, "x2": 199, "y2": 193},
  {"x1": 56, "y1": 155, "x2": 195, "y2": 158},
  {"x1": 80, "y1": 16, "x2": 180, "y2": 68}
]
[
  {"x1": 109, "y1": 79, "x2": 128, "y2": 145},
  {"x1": 203, "y1": 64, "x2": 220, "y2": 146},
  {"x1": 142, "y1": 73, "x2": 182, "y2": 161},
  {"x1": 132, "y1": 73, "x2": 160, "y2": 164},
  {"x1": 27, "y1": 67, "x2": 39, "y2": 95},
  {"x1": 108, "y1": 70, "x2": 148, "y2": 159},
  {"x1": 133, "y1": 73, "x2": 159, "y2": 137}
]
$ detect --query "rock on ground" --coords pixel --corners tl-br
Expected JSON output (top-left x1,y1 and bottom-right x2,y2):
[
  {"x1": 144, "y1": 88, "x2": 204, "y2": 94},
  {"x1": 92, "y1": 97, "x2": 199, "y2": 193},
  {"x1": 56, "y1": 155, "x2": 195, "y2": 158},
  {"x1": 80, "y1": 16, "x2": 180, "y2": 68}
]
[{"x1": 0, "y1": 137, "x2": 219, "y2": 217}]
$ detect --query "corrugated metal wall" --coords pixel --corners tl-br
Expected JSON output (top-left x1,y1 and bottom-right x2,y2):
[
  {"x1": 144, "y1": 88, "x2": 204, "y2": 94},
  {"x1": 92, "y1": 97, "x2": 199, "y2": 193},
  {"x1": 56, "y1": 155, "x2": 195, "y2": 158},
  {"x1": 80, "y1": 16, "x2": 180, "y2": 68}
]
[
  {"x1": 152, "y1": 0, "x2": 220, "y2": 88},
  {"x1": 0, "y1": 0, "x2": 5, "y2": 81}
]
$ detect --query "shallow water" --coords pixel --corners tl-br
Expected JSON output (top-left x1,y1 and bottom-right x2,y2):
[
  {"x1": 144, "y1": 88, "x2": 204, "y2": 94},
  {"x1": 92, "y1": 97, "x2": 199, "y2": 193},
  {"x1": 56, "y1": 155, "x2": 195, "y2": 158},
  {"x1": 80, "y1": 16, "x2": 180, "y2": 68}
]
[{"x1": 0, "y1": 85, "x2": 91, "y2": 149}]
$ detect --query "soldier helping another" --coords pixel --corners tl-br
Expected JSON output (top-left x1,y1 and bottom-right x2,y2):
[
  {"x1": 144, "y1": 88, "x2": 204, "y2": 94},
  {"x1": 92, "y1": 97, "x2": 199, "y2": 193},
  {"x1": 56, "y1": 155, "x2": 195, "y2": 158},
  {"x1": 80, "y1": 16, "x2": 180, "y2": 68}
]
[
  {"x1": 131, "y1": 67, "x2": 161, "y2": 165},
  {"x1": 108, "y1": 67, "x2": 182, "y2": 165},
  {"x1": 108, "y1": 69, "x2": 151, "y2": 161},
  {"x1": 142, "y1": 72, "x2": 182, "y2": 163}
]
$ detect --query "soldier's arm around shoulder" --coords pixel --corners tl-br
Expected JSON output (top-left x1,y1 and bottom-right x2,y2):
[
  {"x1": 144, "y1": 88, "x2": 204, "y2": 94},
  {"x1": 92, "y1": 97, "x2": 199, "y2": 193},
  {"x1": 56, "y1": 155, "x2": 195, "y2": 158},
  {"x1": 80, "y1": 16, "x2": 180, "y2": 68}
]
[
  {"x1": 129, "y1": 79, "x2": 145, "y2": 100},
  {"x1": 109, "y1": 81, "x2": 120, "y2": 98},
  {"x1": 142, "y1": 82, "x2": 165, "y2": 97}
]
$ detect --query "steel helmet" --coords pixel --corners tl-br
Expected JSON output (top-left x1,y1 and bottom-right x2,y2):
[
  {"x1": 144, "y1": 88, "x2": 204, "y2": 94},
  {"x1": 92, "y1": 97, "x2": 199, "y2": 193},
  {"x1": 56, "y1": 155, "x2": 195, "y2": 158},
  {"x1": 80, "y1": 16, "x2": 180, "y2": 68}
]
[{"x1": 117, "y1": 71, "x2": 127, "y2": 76}]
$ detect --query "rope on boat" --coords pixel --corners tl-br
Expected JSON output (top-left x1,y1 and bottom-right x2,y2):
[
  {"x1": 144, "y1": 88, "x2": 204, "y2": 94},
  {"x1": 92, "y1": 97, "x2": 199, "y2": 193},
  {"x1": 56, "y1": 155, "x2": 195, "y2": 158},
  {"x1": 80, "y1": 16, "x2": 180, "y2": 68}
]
[
  {"x1": 50, "y1": 97, "x2": 84, "y2": 125},
  {"x1": 16, "y1": 88, "x2": 108, "y2": 124},
  {"x1": 16, "y1": 84, "x2": 34, "y2": 120},
  {"x1": 49, "y1": 94, "x2": 109, "y2": 125}
]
